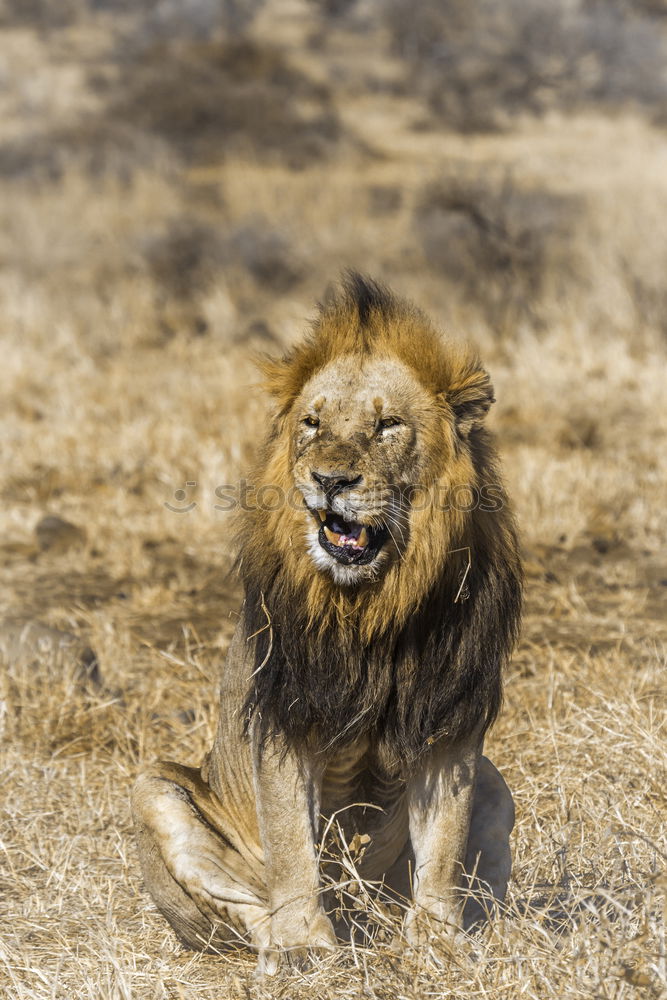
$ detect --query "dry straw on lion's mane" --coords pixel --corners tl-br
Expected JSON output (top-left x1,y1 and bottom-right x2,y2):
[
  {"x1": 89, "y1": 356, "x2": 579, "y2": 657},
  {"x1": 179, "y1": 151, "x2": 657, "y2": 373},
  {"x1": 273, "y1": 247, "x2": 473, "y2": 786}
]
[{"x1": 238, "y1": 274, "x2": 522, "y2": 766}]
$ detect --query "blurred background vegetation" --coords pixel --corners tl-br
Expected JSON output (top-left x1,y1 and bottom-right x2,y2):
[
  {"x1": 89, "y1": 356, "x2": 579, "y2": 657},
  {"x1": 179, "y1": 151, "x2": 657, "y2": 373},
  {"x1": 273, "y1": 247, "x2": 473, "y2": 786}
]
[{"x1": 2, "y1": 0, "x2": 667, "y2": 553}]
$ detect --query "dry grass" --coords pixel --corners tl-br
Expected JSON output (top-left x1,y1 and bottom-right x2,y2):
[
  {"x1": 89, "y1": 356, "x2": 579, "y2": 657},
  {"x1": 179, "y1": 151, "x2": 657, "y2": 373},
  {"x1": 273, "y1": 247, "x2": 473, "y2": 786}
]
[{"x1": 0, "y1": 1, "x2": 666, "y2": 997}]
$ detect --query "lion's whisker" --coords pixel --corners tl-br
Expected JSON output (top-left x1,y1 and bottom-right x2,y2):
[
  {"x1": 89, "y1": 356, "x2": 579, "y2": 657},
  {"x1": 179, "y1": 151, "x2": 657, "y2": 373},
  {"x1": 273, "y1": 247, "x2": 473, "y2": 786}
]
[
  {"x1": 386, "y1": 509, "x2": 410, "y2": 531},
  {"x1": 384, "y1": 521, "x2": 406, "y2": 561},
  {"x1": 384, "y1": 513, "x2": 407, "y2": 547}
]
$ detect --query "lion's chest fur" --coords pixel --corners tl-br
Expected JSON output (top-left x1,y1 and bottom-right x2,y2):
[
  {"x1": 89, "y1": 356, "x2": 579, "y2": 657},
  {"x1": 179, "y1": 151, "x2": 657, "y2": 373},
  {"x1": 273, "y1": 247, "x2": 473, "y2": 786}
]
[{"x1": 320, "y1": 737, "x2": 410, "y2": 879}]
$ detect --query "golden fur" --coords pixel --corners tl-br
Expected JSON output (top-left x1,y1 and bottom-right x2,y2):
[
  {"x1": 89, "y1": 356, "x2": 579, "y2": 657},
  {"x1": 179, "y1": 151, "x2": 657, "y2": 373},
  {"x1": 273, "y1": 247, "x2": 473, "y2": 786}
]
[
  {"x1": 132, "y1": 274, "x2": 521, "y2": 970},
  {"x1": 240, "y1": 273, "x2": 522, "y2": 763},
  {"x1": 242, "y1": 280, "x2": 508, "y2": 642}
]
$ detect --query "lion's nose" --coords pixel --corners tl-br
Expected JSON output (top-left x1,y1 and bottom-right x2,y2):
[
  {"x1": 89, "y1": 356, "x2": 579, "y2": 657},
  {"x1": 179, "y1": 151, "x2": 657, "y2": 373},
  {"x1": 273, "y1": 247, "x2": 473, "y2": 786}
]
[{"x1": 311, "y1": 471, "x2": 362, "y2": 497}]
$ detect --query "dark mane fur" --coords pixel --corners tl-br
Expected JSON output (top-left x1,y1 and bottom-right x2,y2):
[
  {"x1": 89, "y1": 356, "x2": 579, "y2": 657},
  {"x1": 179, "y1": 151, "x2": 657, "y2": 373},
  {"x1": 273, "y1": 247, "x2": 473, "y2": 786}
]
[
  {"x1": 342, "y1": 270, "x2": 396, "y2": 328},
  {"x1": 242, "y1": 526, "x2": 520, "y2": 767},
  {"x1": 240, "y1": 275, "x2": 523, "y2": 768}
]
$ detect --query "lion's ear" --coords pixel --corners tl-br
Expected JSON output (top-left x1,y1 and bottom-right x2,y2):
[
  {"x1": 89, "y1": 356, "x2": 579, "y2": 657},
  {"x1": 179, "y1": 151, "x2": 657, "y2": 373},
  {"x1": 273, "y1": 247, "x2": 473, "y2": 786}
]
[{"x1": 447, "y1": 365, "x2": 495, "y2": 435}]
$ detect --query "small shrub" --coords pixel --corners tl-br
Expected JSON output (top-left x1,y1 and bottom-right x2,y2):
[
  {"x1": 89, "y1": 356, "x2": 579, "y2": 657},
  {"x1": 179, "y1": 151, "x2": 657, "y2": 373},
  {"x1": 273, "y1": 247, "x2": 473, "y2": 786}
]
[
  {"x1": 224, "y1": 221, "x2": 304, "y2": 292},
  {"x1": 0, "y1": 122, "x2": 170, "y2": 185},
  {"x1": 0, "y1": 0, "x2": 266, "y2": 34},
  {"x1": 111, "y1": 39, "x2": 342, "y2": 167},
  {"x1": 126, "y1": 0, "x2": 267, "y2": 43},
  {"x1": 143, "y1": 216, "x2": 303, "y2": 302},
  {"x1": 415, "y1": 166, "x2": 579, "y2": 330},
  {"x1": 0, "y1": 0, "x2": 84, "y2": 27},
  {"x1": 143, "y1": 219, "x2": 226, "y2": 302},
  {"x1": 383, "y1": 0, "x2": 667, "y2": 131}
]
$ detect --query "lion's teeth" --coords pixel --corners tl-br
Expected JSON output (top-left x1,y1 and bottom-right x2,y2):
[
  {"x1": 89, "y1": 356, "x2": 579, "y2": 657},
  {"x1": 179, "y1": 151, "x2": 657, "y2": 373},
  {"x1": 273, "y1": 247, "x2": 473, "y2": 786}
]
[
  {"x1": 322, "y1": 520, "x2": 369, "y2": 550},
  {"x1": 324, "y1": 525, "x2": 341, "y2": 546},
  {"x1": 317, "y1": 510, "x2": 327, "y2": 522}
]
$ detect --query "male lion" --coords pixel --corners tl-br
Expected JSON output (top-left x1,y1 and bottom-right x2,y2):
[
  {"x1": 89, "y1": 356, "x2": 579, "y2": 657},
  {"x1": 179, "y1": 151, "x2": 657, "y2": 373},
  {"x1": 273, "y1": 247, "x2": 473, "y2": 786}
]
[{"x1": 132, "y1": 274, "x2": 522, "y2": 974}]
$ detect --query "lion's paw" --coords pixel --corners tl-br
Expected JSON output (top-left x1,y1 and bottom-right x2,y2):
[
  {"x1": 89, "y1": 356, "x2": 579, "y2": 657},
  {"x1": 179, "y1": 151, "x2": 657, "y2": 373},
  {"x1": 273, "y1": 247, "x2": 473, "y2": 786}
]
[
  {"x1": 404, "y1": 903, "x2": 462, "y2": 955},
  {"x1": 255, "y1": 910, "x2": 336, "y2": 977}
]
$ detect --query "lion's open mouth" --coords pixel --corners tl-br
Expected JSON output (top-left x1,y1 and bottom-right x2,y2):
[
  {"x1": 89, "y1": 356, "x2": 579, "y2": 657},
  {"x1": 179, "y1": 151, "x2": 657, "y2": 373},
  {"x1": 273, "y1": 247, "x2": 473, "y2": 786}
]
[{"x1": 312, "y1": 509, "x2": 389, "y2": 565}]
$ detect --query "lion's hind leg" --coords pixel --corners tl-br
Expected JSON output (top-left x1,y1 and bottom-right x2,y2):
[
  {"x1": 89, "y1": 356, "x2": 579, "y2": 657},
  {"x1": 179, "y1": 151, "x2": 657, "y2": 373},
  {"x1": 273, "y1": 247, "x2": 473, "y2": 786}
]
[
  {"x1": 462, "y1": 755, "x2": 515, "y2": 930},
  {"x1": 131, "y1": 762, "x2": 269, "y2": 952}
]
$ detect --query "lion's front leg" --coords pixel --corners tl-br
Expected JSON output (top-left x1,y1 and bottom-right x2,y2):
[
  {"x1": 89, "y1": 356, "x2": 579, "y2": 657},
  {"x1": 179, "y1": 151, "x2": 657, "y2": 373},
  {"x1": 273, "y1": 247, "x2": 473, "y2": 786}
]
[
  {"x1": 252, "y1": 730, "x2": 336, "y2": 976},
  {"x1": 405, "y1": 737, "x2": 480, "y2": 948}
]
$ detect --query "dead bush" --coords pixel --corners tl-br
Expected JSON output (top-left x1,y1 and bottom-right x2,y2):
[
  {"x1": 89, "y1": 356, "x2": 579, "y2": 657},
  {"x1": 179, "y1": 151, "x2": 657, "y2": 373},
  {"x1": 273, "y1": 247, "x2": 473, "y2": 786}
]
[
  {"x1": 384, "y1": 0, "x2": 667, "y2": 131},
  {"x1": 143, "y1": 216, "x2": 304, "y2": 303},
  {"x1": 0, "y1": 0, "x2": 266, "y2": 34},
  {"x1": 581, "y1": 0, "x2": 667, "y2": 18},
  {"x1": 415, "y1": 167, "x2": 579, "y2": 330},
  {"x1": 143, "y1": 218, "x2": 226, "y2": 303},
  {"x1": 0, "y1": 121, "x2": 171, "y2": 185},
  {"x1": 121, "y1": 0, "x2": 267, "y2": 44},
  {"x1": 0, "y1": 0, "x2": 84, "y2": 27},
  {"x1": 110, "y1": 39, "x2": 342, "y2": 167},
  {"x1": 224, "y1": 220, "x2": 304, "y2": 292}
]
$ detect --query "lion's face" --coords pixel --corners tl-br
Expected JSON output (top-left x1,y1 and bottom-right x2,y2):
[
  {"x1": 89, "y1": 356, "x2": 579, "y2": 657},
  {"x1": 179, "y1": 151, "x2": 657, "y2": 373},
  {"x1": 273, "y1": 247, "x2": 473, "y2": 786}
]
[{"x1": 290, "y1": 355, "x2": 447, "y2": 585}]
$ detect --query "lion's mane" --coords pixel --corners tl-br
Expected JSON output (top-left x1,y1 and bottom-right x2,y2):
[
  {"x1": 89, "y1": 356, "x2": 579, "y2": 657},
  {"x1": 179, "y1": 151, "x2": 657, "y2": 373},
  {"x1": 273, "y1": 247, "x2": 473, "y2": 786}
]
[{"x1": 238, "y1": 274, "x2": 522, "y2": 767}]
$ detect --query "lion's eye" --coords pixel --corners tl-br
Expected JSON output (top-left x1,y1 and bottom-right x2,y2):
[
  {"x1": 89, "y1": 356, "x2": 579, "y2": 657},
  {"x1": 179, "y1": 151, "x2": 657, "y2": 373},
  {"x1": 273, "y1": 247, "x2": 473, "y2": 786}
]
[
  {"x1": 378, "y1": 416, "x2": 402, "y2": 431},
  {"x1": 303, "y1": 415, "x2": 320, "y2": 428}
]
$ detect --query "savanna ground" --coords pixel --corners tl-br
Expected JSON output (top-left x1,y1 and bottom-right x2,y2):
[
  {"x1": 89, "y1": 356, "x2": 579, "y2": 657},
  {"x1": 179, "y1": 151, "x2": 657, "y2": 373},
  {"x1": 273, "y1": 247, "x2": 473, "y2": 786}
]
[{"x1": 0, "y1": 1, "x2": 666, "y2": 997}]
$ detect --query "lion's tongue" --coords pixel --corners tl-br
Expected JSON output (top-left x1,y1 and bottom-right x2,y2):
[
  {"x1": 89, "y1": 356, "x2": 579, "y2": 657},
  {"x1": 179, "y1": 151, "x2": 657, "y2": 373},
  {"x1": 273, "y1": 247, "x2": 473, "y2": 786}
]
[{"x1": 324, "y1": 524, "x2": 369, "y2": 549}]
